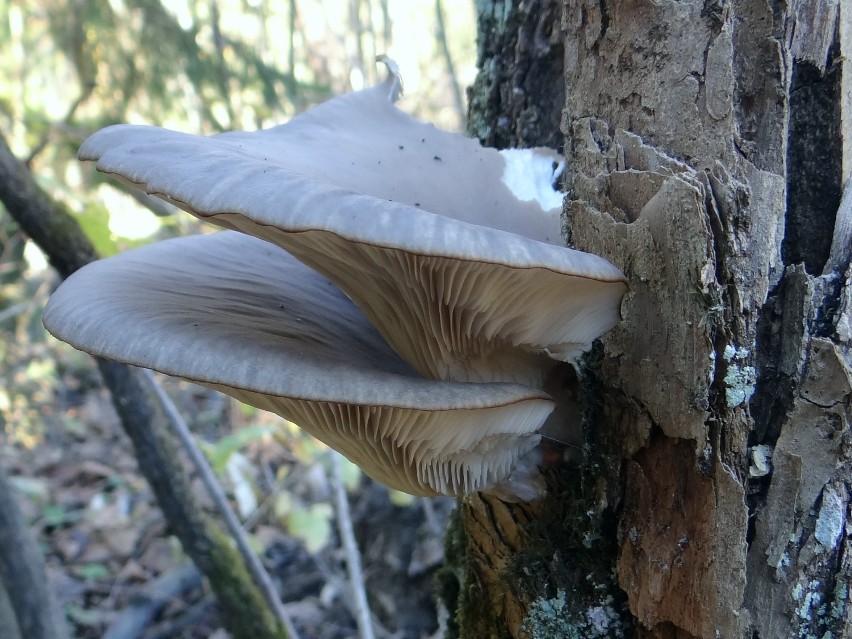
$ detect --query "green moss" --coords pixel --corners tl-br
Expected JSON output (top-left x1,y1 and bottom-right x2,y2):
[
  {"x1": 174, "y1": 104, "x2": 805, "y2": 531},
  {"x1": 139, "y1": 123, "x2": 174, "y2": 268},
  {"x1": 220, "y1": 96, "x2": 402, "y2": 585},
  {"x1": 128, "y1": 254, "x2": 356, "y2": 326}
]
[
  {"x1": 460, "y1": 578, "x2": 514, "y2": 639},
  {"x1": 500, "y1": 465, "x2": 622, "y2": 598},
  {"x1": 205, "y1": 525, "x2": 288, "y2": 639},
  {"x1": 442, "y1": 341, "x2": 632, "y2": 636}
]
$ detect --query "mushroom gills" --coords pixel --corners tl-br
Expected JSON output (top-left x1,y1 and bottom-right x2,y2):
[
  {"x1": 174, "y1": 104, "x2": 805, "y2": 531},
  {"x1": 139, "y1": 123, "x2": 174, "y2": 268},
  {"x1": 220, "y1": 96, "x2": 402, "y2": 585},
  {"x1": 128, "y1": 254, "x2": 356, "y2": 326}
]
[{"x1": 43, "y1": 231, "x2": 555, "y2": 498}]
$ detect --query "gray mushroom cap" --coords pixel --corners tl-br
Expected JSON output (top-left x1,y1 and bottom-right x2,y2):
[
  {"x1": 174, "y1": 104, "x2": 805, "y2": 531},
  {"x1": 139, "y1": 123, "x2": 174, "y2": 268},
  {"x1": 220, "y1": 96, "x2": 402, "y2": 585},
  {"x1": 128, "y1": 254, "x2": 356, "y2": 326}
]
[
  {"x1": 43, "y1": 232, "x2": 554, "y2": 497},
  {"x1": 78, "y1": 71, "x2": 627, "y2": 385}
]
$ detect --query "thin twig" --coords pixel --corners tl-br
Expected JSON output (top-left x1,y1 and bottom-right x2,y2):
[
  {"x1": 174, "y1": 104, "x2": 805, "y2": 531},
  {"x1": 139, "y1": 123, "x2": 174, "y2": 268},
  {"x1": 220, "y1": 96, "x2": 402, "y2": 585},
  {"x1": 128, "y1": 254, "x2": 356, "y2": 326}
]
[
  {"x1": 0, "y1": 276, "x2": 51, "y2": 331},
  {"x1": 141, "y1": 370, "x2": 301, "y2": 639},
  {"x1": 329, "y1": 453, "x2": 375, "y2": 639},
  {"x1": 434, "y1": 0, "x2": 466, "y2": 128},
  {"x1": 25, "y1": 88, "x2": 93, "y2": 166},
  {"x1": 243, "y1": 466, "x2": 287, "y2": 531},
  {"x1": 141, "y1": 598, "x2": 216, "y2": 639}
]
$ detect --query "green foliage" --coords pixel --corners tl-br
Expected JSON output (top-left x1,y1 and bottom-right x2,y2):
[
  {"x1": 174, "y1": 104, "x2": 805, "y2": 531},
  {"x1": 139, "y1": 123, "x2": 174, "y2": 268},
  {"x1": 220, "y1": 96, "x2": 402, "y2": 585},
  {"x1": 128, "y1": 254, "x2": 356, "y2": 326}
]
[
  {"x1": 273, "y1": 492, "x2": 333, "y2": 553},
  {"x1": 76, "y1": 563, "x2": 110, "y2": 581},
  {"x1": 41, "y1": 503, "x2": 79, "y2": 528},
  {"x1": 74, "y1": 204, "x2": 116, "y2": 256},
  {"x1": 285, "y1": 502, "x2": 333, "y2": 553},
  {"x1": 0, "y1": 0, "x2": 338, "y2": 277},
  {"x1": 204, "y1": 424, "x2": 275, "y2": 475},
  {"x1": 65, "y1": 604, "x2": 103, "y2": 628},
  {"x1": 388, "y1": 489, "x2": 416, "y2": 507},
  {"x1": 0, "y1": 3, "x2": 478, "y2": 635},
  {"x1": 332, "y1": 455, "x2": 362, "y2": 491}
]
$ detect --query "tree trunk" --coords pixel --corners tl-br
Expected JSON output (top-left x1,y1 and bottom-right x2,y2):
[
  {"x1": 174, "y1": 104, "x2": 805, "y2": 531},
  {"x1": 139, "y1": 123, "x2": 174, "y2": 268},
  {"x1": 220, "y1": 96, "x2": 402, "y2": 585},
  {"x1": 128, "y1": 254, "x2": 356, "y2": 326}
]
[{"x1": 441, "y1": 1, "x2": 852, "y2": 637}]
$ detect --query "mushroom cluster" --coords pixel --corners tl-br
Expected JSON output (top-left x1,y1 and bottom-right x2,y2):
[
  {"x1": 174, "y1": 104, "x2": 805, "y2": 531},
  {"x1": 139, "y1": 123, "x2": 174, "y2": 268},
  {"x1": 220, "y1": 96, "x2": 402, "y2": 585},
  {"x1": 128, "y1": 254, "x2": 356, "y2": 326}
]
[{"x1": 44, "y1": 62, "x2": 627, "y2": 500}]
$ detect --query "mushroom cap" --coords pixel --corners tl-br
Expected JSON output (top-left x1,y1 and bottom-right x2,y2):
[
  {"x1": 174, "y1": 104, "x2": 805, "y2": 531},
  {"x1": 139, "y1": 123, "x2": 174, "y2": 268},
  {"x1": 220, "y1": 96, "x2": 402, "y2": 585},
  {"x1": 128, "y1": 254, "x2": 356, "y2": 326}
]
[
  {"x1": 79, "y1": 74, "x2": 627, "y2": 384},
  {"x1": 43, "y1": 231, "x2": 553, "y2": 497}
]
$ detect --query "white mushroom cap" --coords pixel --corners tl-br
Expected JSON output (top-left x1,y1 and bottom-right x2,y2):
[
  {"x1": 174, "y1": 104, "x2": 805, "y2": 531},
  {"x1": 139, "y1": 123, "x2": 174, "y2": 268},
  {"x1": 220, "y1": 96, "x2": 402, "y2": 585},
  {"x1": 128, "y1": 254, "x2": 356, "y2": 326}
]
[
  {"x1": 78, "y1": 71, "x2": 627, "y2": 385},
  {"x1": 43, "y1": 232, "x2": 554, "y2": 497}
]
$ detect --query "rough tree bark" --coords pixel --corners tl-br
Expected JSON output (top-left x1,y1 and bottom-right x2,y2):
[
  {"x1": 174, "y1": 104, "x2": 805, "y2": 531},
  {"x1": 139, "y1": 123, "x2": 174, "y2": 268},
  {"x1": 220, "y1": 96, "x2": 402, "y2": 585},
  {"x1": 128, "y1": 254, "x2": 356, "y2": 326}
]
[{"x1": 440, "y1": 1, "x2": 852, "y2": 637}]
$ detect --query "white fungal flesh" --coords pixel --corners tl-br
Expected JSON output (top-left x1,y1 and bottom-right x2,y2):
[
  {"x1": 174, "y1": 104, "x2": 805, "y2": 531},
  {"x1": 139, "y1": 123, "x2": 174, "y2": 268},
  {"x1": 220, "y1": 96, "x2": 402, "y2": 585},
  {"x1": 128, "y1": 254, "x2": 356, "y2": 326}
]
[{"x1": 499, "y1": 147, "x2": 566, "y2": 212}]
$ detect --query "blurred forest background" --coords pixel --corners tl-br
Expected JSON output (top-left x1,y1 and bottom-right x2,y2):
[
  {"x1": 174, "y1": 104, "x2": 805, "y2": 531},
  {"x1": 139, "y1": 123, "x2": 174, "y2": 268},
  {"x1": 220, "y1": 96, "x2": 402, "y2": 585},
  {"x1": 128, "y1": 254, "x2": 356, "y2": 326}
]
[{"x1": 0, "y1": 1, "x2": 476, "y2": 637}]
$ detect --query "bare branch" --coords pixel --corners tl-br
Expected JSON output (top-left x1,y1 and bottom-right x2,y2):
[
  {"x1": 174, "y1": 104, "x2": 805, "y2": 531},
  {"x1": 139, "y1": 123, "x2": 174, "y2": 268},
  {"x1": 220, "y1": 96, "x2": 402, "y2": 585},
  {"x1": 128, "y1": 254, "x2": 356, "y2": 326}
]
[
  {"x1": 434, "y1": 0, "x2": 465, "y2": 126},
  {"x1": 329, "y1": 453, "x2": 375, "y2": 639}
]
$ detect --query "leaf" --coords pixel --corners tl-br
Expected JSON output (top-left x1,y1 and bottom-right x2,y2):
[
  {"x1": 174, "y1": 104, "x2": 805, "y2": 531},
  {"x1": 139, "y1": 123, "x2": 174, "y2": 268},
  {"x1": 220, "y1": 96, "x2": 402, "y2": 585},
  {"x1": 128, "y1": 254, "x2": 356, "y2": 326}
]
[
  {"x1": 225, "y1": 452, "x2": 258, "y2": 519},
  {"x1": 389, "y1": 490, "x2": 416, "y2": 507},
  {"x1": 8, "y1": 475, "x2": 49, "y2": 503},
  {"x1": 66, "y1": 604, "x2": 104, "y2": 627},
  {"x1": 286, "y1": 503, "x2": 333, "y2": 554},
  {"x1": 77, "y1": 563, "x2": 111, "y2": 581},
  {"x1": 336, "y1": 456, "x2": 362, "y2": 491},
  {"x1": 41, "y1": 503, "x2": 78, "y2": 528},
  {"x1": 75, "y1": 204, "x2": 119, "y2": 257},
  {"x1": 205, "y1": 424, "x2": 274, "y2": 474},
  {"x1": 238, "y1": 402, "x2": 258, "y2": 417}
]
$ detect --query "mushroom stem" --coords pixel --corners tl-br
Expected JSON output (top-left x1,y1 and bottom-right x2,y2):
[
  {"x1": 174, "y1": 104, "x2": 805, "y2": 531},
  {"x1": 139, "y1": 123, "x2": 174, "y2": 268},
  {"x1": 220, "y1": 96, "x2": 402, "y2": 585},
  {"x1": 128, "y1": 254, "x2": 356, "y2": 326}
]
[
  {"x1": 539, "y1": 363, "x2": 585, "y2": 463},
  {"x1": 484, "y1": 363, "x2": 588, "y2": 501}
]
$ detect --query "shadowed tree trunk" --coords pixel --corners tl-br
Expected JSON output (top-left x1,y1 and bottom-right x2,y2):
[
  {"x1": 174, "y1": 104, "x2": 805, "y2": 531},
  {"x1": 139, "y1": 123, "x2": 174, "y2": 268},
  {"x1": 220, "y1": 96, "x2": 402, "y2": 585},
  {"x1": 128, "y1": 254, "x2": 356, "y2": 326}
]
[{"x1": 439, "y1": 1, "x2": 852, "y2": 637}]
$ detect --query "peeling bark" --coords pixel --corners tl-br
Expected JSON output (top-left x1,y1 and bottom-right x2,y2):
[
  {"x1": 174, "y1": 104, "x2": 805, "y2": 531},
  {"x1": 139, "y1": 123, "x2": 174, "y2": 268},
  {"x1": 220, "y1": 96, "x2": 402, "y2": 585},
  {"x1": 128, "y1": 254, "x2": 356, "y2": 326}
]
[{"x1": 448, "y1": 1, "x2": 852, "y2": 638}]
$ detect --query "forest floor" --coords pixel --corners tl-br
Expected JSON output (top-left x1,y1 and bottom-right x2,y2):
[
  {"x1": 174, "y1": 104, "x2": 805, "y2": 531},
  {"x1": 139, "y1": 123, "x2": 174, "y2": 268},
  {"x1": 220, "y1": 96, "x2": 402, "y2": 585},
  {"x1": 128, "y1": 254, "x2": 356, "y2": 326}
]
[{"x1": 1, "y1": 260, "x2": 451, "y2": 639}]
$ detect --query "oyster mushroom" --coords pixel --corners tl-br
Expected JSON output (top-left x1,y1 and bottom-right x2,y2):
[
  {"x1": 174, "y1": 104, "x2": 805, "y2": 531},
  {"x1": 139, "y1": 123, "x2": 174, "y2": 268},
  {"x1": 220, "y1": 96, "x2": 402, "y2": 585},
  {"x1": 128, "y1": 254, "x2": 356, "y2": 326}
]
[{"x1": 46, "y1": 62, "x2": 627, "y2": 499}]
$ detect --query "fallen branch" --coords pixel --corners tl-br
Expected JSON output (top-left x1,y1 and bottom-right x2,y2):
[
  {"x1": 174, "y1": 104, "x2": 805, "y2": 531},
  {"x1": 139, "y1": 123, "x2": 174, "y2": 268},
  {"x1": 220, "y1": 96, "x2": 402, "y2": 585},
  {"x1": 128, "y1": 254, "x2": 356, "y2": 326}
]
[
  {"x1": 329, "y1": 453, "x2": 375, "y2": 639},
  {"x1": 142, "y1": 599, "x2": 216, "y2": 639}
]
